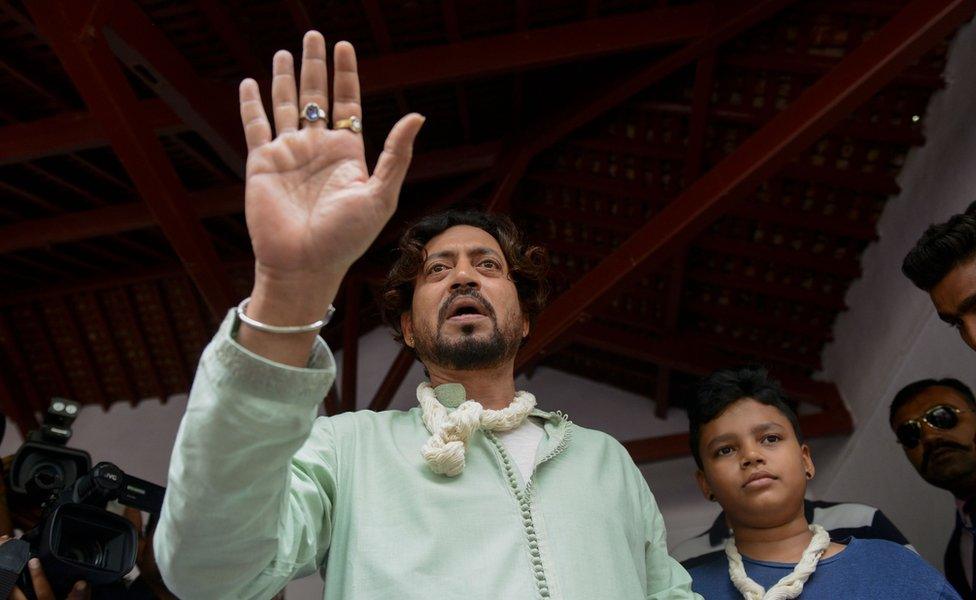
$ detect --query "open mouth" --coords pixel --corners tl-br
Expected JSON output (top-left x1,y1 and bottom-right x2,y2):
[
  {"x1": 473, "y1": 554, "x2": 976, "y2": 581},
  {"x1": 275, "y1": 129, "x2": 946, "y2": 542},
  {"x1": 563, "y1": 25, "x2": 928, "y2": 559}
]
[{"x1": 445, "y1": 297, "x2": 490, "y2": 322}]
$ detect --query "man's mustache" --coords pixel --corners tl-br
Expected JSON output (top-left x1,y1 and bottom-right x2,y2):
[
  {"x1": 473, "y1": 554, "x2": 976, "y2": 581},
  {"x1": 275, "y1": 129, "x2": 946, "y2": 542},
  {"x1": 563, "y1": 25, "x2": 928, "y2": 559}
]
[
  {"x1": 921, "y1": 440, "x2": 969, "y2": 473},
  {"x1": 438, "y1": 288, "x2": 496, "y2": 324}
]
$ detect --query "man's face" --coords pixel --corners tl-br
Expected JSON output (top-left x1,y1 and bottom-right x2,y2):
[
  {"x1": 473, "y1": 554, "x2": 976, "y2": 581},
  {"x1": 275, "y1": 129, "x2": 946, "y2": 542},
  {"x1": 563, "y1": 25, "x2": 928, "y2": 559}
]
[
  {"x1": 931, "y1": 256, "x2": 976, "y2": 351},
  {"x1": 696, "y1": 399, "x2": 812, "y2": 529},
  {"x1": 891, "y1": 386, "x2": 976, "y2": 495},
  {"x1": 402, "y1": 225, "x2": 528, "y2": 371}
]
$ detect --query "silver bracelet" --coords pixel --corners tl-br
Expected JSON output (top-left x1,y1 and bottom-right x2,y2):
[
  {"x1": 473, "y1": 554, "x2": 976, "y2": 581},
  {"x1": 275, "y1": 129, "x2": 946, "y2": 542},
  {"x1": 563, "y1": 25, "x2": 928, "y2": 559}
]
[{"x1": 236, "y1": 297, "x2": 335, "y2": 334}]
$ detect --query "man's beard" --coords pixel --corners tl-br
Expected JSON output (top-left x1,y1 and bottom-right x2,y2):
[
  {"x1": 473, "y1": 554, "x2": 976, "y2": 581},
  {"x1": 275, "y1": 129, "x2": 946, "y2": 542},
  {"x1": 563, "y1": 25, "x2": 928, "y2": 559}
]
[{"x1": 413, "y1": 290, "x2": 523, "y2": 371}]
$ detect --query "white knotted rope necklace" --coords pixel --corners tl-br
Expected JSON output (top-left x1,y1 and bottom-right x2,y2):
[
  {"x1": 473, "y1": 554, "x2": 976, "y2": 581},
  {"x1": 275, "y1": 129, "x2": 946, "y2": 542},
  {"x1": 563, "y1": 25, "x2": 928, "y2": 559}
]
[
  {"x1": 417, "y1": 382, "x2": 536, "y2": 477},
  {"x1": 725, "y1": 523, "x2": 830, "y2": 600}
]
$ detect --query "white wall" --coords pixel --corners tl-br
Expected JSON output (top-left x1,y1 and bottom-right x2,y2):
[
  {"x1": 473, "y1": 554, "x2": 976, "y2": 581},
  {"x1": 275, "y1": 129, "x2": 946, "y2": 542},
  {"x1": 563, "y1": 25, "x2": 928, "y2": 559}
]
[{"x1": 811, "y1": 19, "x2": 976, "y2": 568}]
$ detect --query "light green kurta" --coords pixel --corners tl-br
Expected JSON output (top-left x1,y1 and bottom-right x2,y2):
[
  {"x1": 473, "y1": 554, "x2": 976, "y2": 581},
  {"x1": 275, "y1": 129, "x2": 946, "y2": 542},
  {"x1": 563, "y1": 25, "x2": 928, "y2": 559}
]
[{"x1": 155, "y1": 311, "x2": 700, "y2": 600}]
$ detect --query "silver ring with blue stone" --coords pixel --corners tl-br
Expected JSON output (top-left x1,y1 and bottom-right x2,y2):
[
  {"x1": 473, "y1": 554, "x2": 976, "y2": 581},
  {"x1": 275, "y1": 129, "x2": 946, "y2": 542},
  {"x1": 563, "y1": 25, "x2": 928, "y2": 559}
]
[{"x1": 300, "y1": 102, "x2": 328, "y2": 126}]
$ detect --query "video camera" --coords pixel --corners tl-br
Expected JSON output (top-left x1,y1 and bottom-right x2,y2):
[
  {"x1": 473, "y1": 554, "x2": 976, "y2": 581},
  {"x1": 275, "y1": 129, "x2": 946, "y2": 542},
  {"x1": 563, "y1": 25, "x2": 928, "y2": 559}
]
[{"x1": 3, "y1": 399, "x2": 165, "y2": 599}]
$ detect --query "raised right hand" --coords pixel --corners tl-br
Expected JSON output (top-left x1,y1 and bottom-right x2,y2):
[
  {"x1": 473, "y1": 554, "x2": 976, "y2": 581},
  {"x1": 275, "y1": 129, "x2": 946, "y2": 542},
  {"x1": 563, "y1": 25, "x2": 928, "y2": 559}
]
[{"x1": 240, "y1": 31, "x2": 424, "y2": 308}]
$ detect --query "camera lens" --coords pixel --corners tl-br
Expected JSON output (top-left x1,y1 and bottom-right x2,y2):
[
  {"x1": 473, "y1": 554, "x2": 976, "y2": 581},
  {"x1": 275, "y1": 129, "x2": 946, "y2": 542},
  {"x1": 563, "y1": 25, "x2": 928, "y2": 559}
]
[
  {"x1": 63, "y1": 539, "x2": 106, "y2": 568},
  {"x1": 32, "y1": 462, "x2": 65, "y2": 490}
]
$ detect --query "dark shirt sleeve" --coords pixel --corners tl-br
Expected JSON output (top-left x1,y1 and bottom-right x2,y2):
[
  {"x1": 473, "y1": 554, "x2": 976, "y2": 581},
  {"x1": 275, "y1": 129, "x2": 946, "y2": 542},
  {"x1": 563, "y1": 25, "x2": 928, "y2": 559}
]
[
  {"x1": 868, "y1": 509, "x2": 910, "y2": 546},
  {"x1": 824, "y1": 507, "x2": 910, "y2": 546}
]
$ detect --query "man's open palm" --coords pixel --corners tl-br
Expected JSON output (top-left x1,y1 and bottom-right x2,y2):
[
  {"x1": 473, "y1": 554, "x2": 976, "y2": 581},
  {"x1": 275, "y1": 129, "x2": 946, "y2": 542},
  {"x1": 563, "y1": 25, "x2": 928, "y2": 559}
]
[{"x1": 239, "y1": 32, "x2": 424, "y2": 284}]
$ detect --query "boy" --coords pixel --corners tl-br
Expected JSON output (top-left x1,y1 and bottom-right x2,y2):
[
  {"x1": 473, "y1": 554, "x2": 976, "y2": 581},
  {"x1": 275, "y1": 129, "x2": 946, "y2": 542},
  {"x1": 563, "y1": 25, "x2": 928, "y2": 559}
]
[{"x1": 686, "y1": 366, "x2": 959, "y2": 599}]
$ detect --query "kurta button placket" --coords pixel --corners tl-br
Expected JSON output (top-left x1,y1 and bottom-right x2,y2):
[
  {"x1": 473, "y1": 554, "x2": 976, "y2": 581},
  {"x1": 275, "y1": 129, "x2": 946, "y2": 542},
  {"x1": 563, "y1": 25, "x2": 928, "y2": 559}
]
[{"x1": 485, "y1": 428, "x2": 571, "y2": 600}]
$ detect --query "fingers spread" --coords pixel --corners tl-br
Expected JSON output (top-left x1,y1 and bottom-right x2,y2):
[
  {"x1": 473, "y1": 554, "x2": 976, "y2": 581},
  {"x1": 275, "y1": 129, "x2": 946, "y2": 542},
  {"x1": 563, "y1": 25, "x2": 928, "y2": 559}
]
[
  {"x1": 239, "y1": 79, "x2": 271, "y2": 151},
  {"x1": 299, "y1": 31, "x2": 329, "y2": 128},
  {"x1": 371, "y1": 113, "x2": 426, "y2": 210},
  {"x1": 271, "y1": 50, "x2": 298, "y2": 135},
  {"x1": 332, "y1": 41, "x2": 362, "y2": 125}
]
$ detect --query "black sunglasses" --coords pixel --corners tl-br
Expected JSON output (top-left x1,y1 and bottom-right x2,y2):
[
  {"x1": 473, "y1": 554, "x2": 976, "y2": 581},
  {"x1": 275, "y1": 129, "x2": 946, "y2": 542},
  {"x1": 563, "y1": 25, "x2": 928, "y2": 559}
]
[{"x1": 895, "y1": 405, "x2": 975, "y2": 449}]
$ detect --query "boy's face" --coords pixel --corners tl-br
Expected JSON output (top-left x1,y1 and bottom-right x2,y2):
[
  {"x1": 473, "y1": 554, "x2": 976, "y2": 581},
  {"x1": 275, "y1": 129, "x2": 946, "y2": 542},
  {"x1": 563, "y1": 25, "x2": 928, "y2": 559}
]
[{"x1": 696, "y1": 398, "x2": 812, "y2": 529}]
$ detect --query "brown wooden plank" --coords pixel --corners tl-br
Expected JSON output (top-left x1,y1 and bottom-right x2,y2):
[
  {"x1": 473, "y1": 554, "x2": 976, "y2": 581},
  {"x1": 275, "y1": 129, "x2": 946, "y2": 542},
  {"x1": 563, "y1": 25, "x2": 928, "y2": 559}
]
[{"x1": 27, "y1": 1, "x2": 237, "y2": 318}]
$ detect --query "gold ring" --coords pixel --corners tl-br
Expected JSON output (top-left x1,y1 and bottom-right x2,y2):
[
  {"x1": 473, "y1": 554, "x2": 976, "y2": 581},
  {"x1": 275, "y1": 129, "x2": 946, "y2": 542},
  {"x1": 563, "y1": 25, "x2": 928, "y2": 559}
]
[
  {"x1": 300, "y1": 102, "x2": 327, "y2": 125},
  {"x1": 334, "y1": 115, "x2": 363, "y2": 133}
]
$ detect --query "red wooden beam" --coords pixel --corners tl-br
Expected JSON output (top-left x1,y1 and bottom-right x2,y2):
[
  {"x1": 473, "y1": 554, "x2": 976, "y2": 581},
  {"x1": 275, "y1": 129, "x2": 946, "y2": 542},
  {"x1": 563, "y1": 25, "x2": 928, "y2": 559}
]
[
  {"x1": 572, "y1": 322, "x2": 838, "y2": 408},
  {"x1": 642, "y1": 100, "x2": 927, "y2": 146},
  {"x1": 485, "y1": 0, "x2": 797, "y2": 212},
  {"x1": 3, "y1": 3, "x2": 707, "y2": 165},
  {"x1": 0, "y1": 99, "x2": 182, "y2": 165},
  {"x1": 357, "y1": 4, "x2": 712, "y2": 94},
  {"x1": 101, "y1": 0, "x2": 244, "y2": 175},
  {"x1": 196, "y1": 0, "x2": 265, "y2": 78},
  {"x1": 368, "y1": 348, "x2": 416, "y2": 412},
  {"x1": 0, "y1": 141, "x2": 500, "y2": 254},
  {"x1": 623, "y1": 408, "x2": 853, "y2": 464},
  {"x1": 722, "y1": 52, "x2": 945, "y2": 88},
  {"x1": 517, "y1": 0, "x2": 974, "y2": 369},
  {"x1": 27, "y1": 0, "x2": 237, "y2": 317}
]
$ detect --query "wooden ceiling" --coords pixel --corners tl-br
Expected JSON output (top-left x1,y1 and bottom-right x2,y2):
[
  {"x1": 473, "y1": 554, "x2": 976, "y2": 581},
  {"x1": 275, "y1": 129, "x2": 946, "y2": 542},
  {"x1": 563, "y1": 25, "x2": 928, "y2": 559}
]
[{"x1": 0, "y1": 0, "x2": 972, "y2": 461}]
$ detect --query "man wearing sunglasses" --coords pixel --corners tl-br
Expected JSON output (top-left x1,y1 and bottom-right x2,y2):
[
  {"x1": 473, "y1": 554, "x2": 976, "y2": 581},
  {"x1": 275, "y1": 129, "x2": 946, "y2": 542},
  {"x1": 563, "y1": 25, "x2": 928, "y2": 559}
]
[{"x1": 890, "y1": 378, "x2": 976, "y2": 598}]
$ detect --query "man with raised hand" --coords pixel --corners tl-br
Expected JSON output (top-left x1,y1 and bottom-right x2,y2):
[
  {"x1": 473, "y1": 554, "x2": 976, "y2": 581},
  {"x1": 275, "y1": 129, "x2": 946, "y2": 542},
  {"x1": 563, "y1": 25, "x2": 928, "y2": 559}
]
[{"x1": 154, "y1": 32, "x2": 698, "y2": 600}]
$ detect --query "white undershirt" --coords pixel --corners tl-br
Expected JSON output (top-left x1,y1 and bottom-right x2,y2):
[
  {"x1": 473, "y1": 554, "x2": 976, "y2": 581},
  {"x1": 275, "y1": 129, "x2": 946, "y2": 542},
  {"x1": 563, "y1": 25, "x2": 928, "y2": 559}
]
[{"x1": 495, "y1": 417, "x2": 545, "y2": 482}]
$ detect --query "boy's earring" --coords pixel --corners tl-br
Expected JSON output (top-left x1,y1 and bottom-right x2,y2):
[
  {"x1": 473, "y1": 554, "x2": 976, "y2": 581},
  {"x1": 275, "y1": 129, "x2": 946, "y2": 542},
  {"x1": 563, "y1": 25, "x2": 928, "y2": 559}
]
[
  {"x1": 805, "y1": 471, "x2": 813, "y2": 480},
  {"x1": 708, "y1": 493, "x2": 716, "y2": 501}
]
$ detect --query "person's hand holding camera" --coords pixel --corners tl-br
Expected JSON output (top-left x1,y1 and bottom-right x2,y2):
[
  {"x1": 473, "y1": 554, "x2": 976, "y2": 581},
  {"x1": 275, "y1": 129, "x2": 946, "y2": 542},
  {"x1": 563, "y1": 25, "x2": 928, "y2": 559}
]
[{"x1": 10, "y1": 557, "x2": 88, "y2": 600}]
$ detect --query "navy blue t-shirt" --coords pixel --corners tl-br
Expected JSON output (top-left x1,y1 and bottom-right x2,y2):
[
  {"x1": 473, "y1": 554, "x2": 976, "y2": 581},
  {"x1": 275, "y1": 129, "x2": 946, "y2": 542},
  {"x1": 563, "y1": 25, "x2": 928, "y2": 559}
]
[{"x1": 688, "y1": 537, "x2": 960, "y2": 599}]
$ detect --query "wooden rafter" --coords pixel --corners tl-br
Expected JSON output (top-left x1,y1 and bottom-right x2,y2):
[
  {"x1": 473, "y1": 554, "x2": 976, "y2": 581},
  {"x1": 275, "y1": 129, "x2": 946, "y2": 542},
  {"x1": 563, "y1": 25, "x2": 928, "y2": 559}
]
[
  {"x1": 26, "y1": 0, "x2": 237, "y2": 317},
  {"x1": 0, "y1": 99, "x2": 182, "y2": 165},
  {"x1": 356, "y1": 3, "x2": 711, "y2": 94},
  {"x1": 572, "y1": 322, "x2": 837, "y2": 408},
  {"x1": 196, "y1": 0, "x2": 265, "y2": 78},
  {"x1": 101, "y1": 0, "x2": 244, "y2": 175},
  {"x1": 0, "y1": 141, "x2": 500, "y2": 255},
  {"x1": 624, "y1": 407, "x2": 853, "y2": 464},
  {"x1": 485, "y1": 0, "x2": 799, "y2": 212},
  {"x1": 516, "y1": 0, "x2": 975, "y2": 374}
]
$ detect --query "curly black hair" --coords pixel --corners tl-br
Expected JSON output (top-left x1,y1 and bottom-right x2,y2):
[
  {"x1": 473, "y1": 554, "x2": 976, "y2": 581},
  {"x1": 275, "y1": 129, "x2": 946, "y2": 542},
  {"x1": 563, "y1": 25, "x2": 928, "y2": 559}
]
[
  {"x1": 903, "y1": 201, "x2": 976, "y2": 291},
  {"x1": 379, "y1": 210, "x2": 549, "y2": 350}
]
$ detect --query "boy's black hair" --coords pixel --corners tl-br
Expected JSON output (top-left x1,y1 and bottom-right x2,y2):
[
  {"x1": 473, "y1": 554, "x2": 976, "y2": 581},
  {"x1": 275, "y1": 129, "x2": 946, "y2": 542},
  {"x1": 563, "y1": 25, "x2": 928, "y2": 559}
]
[
  {"x1": 688, "y1": 366, "x2": 802, "y2": 469},
  {"x1": 902, "y1": 203, "x2": 976, "y2": 291},
  {"x1": 889, "y1": 378, "x2": 976, "y2": 424}
]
